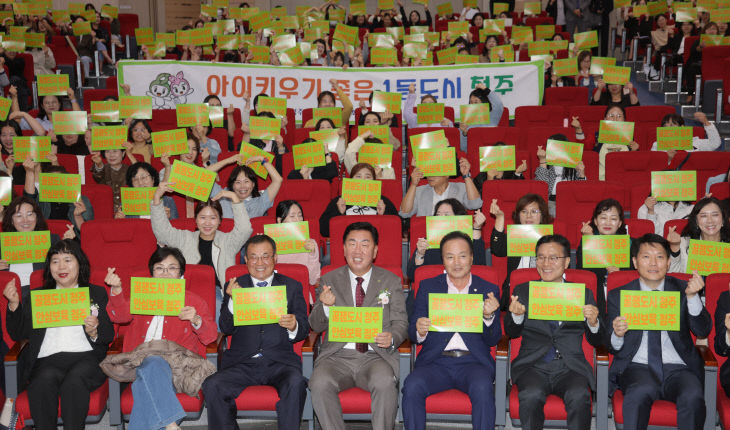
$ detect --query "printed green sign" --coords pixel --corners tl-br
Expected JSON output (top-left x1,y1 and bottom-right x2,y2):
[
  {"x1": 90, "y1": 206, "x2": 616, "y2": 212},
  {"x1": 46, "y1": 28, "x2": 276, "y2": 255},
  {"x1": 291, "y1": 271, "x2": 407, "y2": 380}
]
[
  {"x1": 482, "y1": 19, "x2": 505, "y2": 36},
  {"x1": 176, "y1": 103, "x2": 210, "y2": 127},
  {"x1": 31, "y1": 287, "x2": 90, "y2": 329},
  {"x1": 489, "y1": 44, "x2": 515, "y2": 62},
  {"x1": 632, "y1": 3, "x2": 648, "y2": 15},
  {"x1": 426, "y1": 215, "x2": 473, "y2": 249},
  {"x1": 250, "y1": 116, "x2": 282, "y2": 140},
  {"x1": 536, "y1": 24, "x2": 555, "y2": 40},
  {"x1": 524, "y1": 1, "x2": 542, "y2": 14},
  {"x1": 656, "y1": 126, "x2": 693, "y2": 150},
  {"x1": 101, "y1": 5, "x2": 118, "y2": 18},
  {"x1": 257, "y1": 96, "x2": 287, "y2": 118},
  {"x1": 91, "y1": 125, "x2": 126, "y2": 151},
  {"x1": 620, "y1": 290, "x2": 680, "y2": 331},
  {"x1": 493, "y1": 3, "x2": 510, "y2": 14},
  {"x1": 417, "y1": 103, "x2": 445, "y2": 124},
  {"x1": 582, "y1": 235, "x2": 631, "y2": 268},
  {"x1": 168, "y1": 160, "x2": 216, "y2": 201},
  {"x1": 0, "y1": 177, "x2": 10, "y2": 206},
  {"x1": 480, "y1": 145, "x2": 515, "y2": 171},
  {"x1": 208, "y1": 105, "x2": 224, "y2": 128},
  {"x1": 528, "y1": 281, "x2": 585, "y2": 321},
  {"x1": 574, "y1": 30, "x2": 599, "y2": 49},
  {"x1": 686, "y1": 238, "x2": 730, "y2": 275},
  {"x1": 511, "y1": 26, "x2": 534, "y2": 44},
  {"x1": 588, "y1": 56, "x2": 616, "y2": 75},
  {"x1": 371, "y1": 46, "x2": 398, "y2": 65},
  {"x1": 460, "y1": 103, "x2": 491, "y2": 125},
  {"x1": 437, "y1": 46, "x2": 458, "y2": 64},
  {"x1": 546, "y1": 139, "x2": 583, "y2": 168},
  {"x1": 372, "y1": 91, "x2": 401, "y2": 114},
  {"x1": 0, "y1": 231, "x2": 51, "y2": 263},
  {"x1": 39, "y1": 173, "x2": 81, "y2": 203},
  {"x1": 37, "y1": 74, "x2": 69, "y2": 96},
  {"x1": 410, "y1": 129, "x2": 449, "y2": 152},
  {"x1": 151, "y1": 128, "x2": 188, "y2": 157},
  {"x1": 603, "y1": 65, "x2": 631, "y2": 85},
  {"x1": 121, "y1": 187, "x2": 155, "y2": 216},
  {"x1": 313, "y1": 107, "x2": 342, "y2": 127},
  {"x1": 676, "y1": 8, "x2": 698, "y2": 22},
  {"x1": 428, "y1": 293, "x2": 484, "y2": 332},
  {"x1": 309, "y1": 129, "x2": 340, "y2": 153},
  {"x1": 328, "y1": 306, "x2": 383, "y2": 343},
  {"x1": 651, "y1": 170, "x2": 696, "y2": 201},
  {"x1": 333, "y1": 23, "x2": 358, "y2": 46},
  {"x1": 72, "y1": 21, "x2": 91, "y2": 36},
  {"x1": 232, "y1": 285, "x2": 288, "y2": 325},
  {"x1": 552, "y1": 57, "x2": 578, "y2": 77},
  {"x1": 358, "y1": 142, "x2": 392, "y2": 168},
  {"x1": 119, "y1": 96, "x2": 153, "y2": 119},
  {"x1": 24, "y1": 32, "x2": 45, "y2": 48},
  {"x1": 130, "y1": 277, "x2": 185, "y2": 316},
  {"x1": 13, "y1": 136, "x2": 52, "y2": 163},
  {"x1": 0, "y1": 96, "x2": 10, "y2": 121},
  {"x1": 415, "y1": 146, "x2": 456, "y2": 176},
  {"x1": 598, "y1": 120, "x2": 634, "y2": 145},
  {"x1": 342, "y1": 178, "x2": 381, "y2": 207},
  {"x1": 52, "y1": 111, "x2": 87, "y2": 135},
  {"x1": 239, "y1": 142, "x2": 275, "y2": 179},
  {"x1": 507, "y1": 224, "x2": 554, "y2": 256},
  {"x1": 293, "y1": 141, "x2": 326, "y2": 169},
  {"x1": 264, "y1": 222, "x2": 310, "y2": 254},
  {"x1": 90, "y1": 101, "x2": 120, "y2": 123}
]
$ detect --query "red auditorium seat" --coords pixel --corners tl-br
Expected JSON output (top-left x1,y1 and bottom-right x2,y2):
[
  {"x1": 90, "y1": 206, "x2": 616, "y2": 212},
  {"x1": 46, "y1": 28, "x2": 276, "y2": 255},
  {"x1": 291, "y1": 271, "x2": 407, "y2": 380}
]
[{"x1": 555, "y1": 181, "x2": 628, "y2": 248}]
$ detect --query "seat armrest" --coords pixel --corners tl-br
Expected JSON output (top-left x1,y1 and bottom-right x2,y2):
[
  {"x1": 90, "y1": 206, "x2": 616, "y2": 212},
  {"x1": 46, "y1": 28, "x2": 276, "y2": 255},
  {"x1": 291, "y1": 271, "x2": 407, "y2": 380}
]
[
  {"x1": 696, "y1": 344, "x2": 718, "y2": 367},
  {"x1": 5, "y1": 339, "x2": 28, "y2": 362},
  {"x1": 398, "y1": 339, "x2": 412, "y2": 353},
  {"x1": 496, "y1": 334, "x2": 509, "y2": 358},
  {"x1": 596, "y1": 345, "x2": 610, "y2": 364},
  {"x1": 107, "y1": 336, "x2": 124, "y2": 355},
  {"x1": 302, "y1": 331, "x2": 320, "y2": 353}
]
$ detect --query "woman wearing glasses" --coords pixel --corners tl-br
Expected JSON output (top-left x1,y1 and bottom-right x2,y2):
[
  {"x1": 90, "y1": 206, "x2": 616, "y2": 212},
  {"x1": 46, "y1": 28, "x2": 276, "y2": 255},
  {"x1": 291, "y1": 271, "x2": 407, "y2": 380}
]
[
  {"x1": 118, "y1": 162, "x2": 178, "y2": 220},
  {"x1": 581, "y1": 105, "x2": 640, "y2": 180},
  {"x1": 150, "y1": 183, "x2": 252, "y2": 324},
  {"x1": 489, "y1": 193, "x2": 554, "y2": 310},
  {"x1": 104, "y1": 247, "x2": 217, "y2": 430}
]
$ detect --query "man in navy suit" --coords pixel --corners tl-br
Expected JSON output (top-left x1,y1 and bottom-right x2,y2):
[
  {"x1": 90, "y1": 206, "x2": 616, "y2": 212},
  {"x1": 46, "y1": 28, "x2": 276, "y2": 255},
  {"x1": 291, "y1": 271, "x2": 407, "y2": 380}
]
[
  {"x1": 401, "y1": 231, "x2": 502, "y2": 430},
  {"x1": 202, "y1": 234, "x2": 310, "y2": 429},
  {"x1": 608, "y1": 233, "x2": 711, "y2": 430}
]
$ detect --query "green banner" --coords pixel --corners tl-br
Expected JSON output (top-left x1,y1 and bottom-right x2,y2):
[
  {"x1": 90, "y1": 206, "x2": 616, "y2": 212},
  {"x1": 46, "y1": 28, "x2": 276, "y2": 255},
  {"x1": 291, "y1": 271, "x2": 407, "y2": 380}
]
[
  {"x1": 119, "y1": 96, "x2": 153, "y2": 119},
  {"x1": 493, "y1": 2, "x2": 510, "y2": 13},
  {"x1": 620, "y1": 290, "x2": 680, "y2": 331},
  {"x1": 546, "y1": 139, "x2": 583, "y2": 168},
  {"x1": 130, "y1": 277, "x2": 185, "y2": 316},
  {"x1": 507, "y1": 224, "x2": 554, "y2": 256},
  {"x1": 168, "y1": 160, "x2": 216, "y2": 201},
  {"x1": 0, "y1": 231, "x2": 51, "y2": 263},
  {"x1": 151, "y1": 128, "x2": 188, "y2": 157},
  {"x1": 676, "y1": 8, "x2": 698, "y2": 22},
  {"x1": 239, "y1": 142, "x2": 275, "y2": 179},
  {"x1": 416, "y1": 103, "x2": 445, "y2": 124},
  {"x1": 176, "y1": 103, "x2": 210, "y2": 127},
  {"x1": 264, "y1": 222, "x2": 310, "y2": 254},
  {"x1": 13, "y1": 136, "x2": 52, "y2": 163},
  {"x1": 598, "y1": 120, "x2": 634, "y2": 145},
  {"x1": 647, "y1": 0, "x2": 668, "y2": 14},
  {"x1": 292, "y1": 141, "x2": 326, "y2": 169},
  {"x1": 232, "y1": 285, "x2": 288, "y2": 325},
  {"x1": 328, "y1": 306, "x2": 383, "y2": 343},
  {"x1": 342, "y1": 178, "x2": 381, "y2": 207},
  {"x1": 90, "y1": 100, "x2": 120, "y2": 123},
  {"x1": 528, "y1": 281, "x2": 585, "y2": 321},
  {"x1": 426, "y1": 215, "x2": 473, "y2": 248},
  {"x1": 428, "y1": 293, "x2": 484, "y2": 332},
  {"x1": 479, "y1": 145, "x2": 515, "y2": 171},
  {"x1": 656, "y1": 126, "x2": 693, "y2": 150},
  {"x1": 91, "y1": 125, "x2": 126, "y2": 151},
  {"x1": 121, "y1": 187, "x2": 155, "y2": 216},
  {"x1": 651, "y1": 170, "x2": 696, "y2": 201},
  {"x1": 257, "y1": 96, "x2": 287, "y2": 118},
  {"x1": 581, "y1": 234, "x2": 631, "y2": 268},
  {"x1": 24, "y1": 32, "x2": 45, "y2": 49},
  {"x1": 250, "y1": 116, "x2": 282, "y2": 140},
  {"x1": 39, "y1": 173, "x2": 81, "y2": 203},
  {"x1": 686, "y1": 238, "x2": 730, "y2": 275},
  {"x1": 372, "y1": 91, "x2": 402, "y2": 114},
  {"x1": 31, "y1": 287, "x2": 90, "y2": 329},
  {"x1": 603, "y1": 65, "x2": 631, "y2": 85},
  {"x1": 357, "y1": 142, "x2": 392, "y2": 168},
  {"x1": 632, "y1": 4, "x2": 648, "y2": 15},
  {"x1": 52, "y1": 111, "x2": 87, "y2": 135},
  {"x1": 415, "y1": 146, "x2": 456, "y2": 176},
  {"x1": 189, "y1": 27, "x2": 214, "y2": 46},
  {"x1": 101, "y1": 4, "x2": 118, "y2": 18}
]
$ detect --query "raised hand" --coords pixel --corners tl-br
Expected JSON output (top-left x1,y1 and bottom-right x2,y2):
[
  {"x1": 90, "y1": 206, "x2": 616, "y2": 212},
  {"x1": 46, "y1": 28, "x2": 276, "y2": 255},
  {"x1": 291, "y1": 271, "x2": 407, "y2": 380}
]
[
  {"x1": 509, "y1": 295, "x2": 525, "y2": 316},
  {"x1": 319, "y1": 284, "x2": 336, "y2": 306}
]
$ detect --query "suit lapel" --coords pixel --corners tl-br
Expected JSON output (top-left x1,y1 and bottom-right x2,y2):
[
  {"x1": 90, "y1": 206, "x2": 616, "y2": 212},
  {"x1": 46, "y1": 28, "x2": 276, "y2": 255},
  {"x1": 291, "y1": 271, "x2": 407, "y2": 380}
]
[
  {"x1": 335, "y1": 267, "x2": 354, "y2": 307},
  {"x1": 363, "y1": 269, "x2": 384, "y2": 306}
]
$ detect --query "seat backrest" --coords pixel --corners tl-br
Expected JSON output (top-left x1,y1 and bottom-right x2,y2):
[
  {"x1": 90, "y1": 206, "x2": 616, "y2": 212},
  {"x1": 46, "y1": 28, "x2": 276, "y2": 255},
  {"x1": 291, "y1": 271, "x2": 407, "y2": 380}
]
[
  {"x1": 82, "y1": 89, "x2": 118, "y2": 111},
  {"x1": 81, "y1": 219, "x2": 158, "y2": 271},
  {"x1": 118, "y1": 13, "x2": 140, "y2": 38},
  {"x1": 46, "y1": 219, "x2": 73, "y2": 237},
  {"x1": 55, "y1": 154, "x2": 80, "y2": 175},
  {"x1": 273, "y1": 179, "x2": 331, "y2": 221},
  {"x1": 706, "y1": 273, "x2": 730, "y2": 368},
  {"x1": 82, "y1": 183, "x2": 115, "y2": 219},
  {"x1": 675, "y1": 152, "x2": 730, "y2": 200},
  {"x1": 544, "y1": 87, "x2": 590, "y2": 106},
  {"x1": 566, "y1": 105, "x2": 608, "y2": 131},
  {"x1": 181, "y1": 264, "x2": 216, "y2": 318},
  {"x1": 328, "y1": 215, "x2": 402, "y2": 268},
  {"x1": 607, "y1": 270, "x2": 691, "y2": 292},
  {"x1": 709, "y1": 181, "x2": 730, "y2": 201},
  {"x1": 466, "y1": 127, "x2": 523, "y2": 176},
  {"x1": 663, "y1": 219, "x2": 688, "y2": 239},
  {"x1": 523, "y1": 126, "x2": 576, "y2": 156},
  {"x1": 624, "y1": 219, "x2": 656, "y2": 238},
  {"x1": 605, "y1": 151, "x2": 668, "y2": 190},
  {"x1": 412, "y1": 265, "x2": 500, "y2": 296},
  {"x1": 0, "y1": 272, "x2": 21, "y2": 349},
  {"x1": 624, "y1": 105, "x2": 675, "y2": 129},
  {"x1": 480, "y1": 180, "x2": 550, "y2": 238},
  {"x1": 701, "y1": 46, "x2": 730, "y2": 80},
  {"x1": 514, "y1": 105, "x2": 567, "y2": 128},
  {"x1": 630, "y1": 183, "x2": 652, "y2": 218}
]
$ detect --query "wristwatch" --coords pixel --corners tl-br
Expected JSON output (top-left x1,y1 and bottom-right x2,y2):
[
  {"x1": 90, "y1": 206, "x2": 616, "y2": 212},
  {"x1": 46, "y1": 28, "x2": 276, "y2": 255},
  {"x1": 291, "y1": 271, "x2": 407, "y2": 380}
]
[{"x1": 463, "y1": 172, "x2": 471, "y2": 179}]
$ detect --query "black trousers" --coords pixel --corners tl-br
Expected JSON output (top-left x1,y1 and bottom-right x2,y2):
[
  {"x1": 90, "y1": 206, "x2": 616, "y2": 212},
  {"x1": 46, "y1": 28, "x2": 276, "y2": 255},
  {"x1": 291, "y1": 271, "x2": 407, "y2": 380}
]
[
  {"x1": 27, "y1": 351, "x2": 106, "y2": 430},
  {"x1": 618, "y1": 363, "x2": 705, "y2": 430},
  {"x1": 202, "y1": 356, "x2": 307, "y2": 430},
  {"x1": 515, "y1": 358, "x2": 592, "y2": 430}
]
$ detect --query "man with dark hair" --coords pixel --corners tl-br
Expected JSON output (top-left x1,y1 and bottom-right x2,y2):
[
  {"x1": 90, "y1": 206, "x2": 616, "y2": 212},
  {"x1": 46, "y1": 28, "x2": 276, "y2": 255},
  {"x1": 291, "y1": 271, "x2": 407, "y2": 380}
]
[
  {"x1": 608, "y1": 233, "x2": 711, "y2": 430},
  {"x1": 202, "y1": 234, "x2": 310, "y2": 429},
  {"x1": 504, "y1": 234, "x2": 604, "y2": 429},
  {"x1": 309, "y1": 221, "x2": 408, "y2": 429},
  {"x1": 402, "y1": 231, "x2": 501, "y2": 429}
]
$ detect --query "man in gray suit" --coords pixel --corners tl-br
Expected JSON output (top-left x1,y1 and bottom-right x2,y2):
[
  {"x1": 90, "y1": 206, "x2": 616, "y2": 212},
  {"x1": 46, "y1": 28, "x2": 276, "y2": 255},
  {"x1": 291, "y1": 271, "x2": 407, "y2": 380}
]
[
  {"x1": 563, "y1": 0, "x2": 596, "y2": 35},
  {"x1": 309, "y1": 221, "x2": 408, "y2": 430}
]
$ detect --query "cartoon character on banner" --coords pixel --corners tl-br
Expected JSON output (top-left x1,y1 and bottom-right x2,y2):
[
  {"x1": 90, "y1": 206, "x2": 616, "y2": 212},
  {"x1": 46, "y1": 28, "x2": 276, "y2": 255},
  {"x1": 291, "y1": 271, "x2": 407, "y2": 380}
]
[
  {"x1": 168, "y1": 71, "x2": 194, "y2": 104},
  {"x1": 146, "y1": 73, "x2": 174, "y2": 109}
]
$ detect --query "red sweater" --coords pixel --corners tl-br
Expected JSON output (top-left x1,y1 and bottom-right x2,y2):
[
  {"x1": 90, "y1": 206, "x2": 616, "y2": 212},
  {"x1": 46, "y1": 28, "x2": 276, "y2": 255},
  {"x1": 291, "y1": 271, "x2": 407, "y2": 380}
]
[{"x1": 107, "y1": 289, "x2": 217, "y2": 357}]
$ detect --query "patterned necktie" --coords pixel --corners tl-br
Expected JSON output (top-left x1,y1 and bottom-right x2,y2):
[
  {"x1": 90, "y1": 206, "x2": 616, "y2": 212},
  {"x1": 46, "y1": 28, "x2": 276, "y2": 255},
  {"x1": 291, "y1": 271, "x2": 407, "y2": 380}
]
[
  {"x1": 256, "y1": 281, "x2": 268, "y2": 287},
  {"x1": 648, "y1": 289, "x2": 663, "y2": 381},
  {"x1": 355, "y1": 277, "x2": 368, "y2": 353}
]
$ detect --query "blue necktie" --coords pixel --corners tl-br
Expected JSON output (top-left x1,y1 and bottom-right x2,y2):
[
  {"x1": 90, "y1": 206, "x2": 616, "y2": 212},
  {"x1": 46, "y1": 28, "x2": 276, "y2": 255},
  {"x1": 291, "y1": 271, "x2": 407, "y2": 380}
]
[
  {"x1": 648, "y1": 289, "x2": 663, "y2": 381},
  {"x1": 256, "y1": 281, "x2": 267, "y2": 287},
  {"x1": 543, "y1": 320, "x2": 559, "y2": 362}
]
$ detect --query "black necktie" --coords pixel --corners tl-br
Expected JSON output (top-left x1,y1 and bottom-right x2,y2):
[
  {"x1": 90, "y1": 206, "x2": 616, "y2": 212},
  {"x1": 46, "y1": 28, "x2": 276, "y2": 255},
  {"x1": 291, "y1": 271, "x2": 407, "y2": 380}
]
[{"x1": 648, "y1": 290, "x2": 663, "y2": 381}]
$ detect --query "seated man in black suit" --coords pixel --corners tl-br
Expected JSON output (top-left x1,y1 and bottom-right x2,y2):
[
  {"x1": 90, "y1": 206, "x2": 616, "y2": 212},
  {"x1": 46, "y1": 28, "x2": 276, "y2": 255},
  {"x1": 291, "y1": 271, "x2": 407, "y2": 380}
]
[
  {"x1": 608, "y1": 233, "x2": 711, "y2": 430},
  {"x1": 202, "y1": 234, "x2": 310, "y2": 429},
  {"x1": 504, "y1": 234, "x2": 604, "y2": 430}
]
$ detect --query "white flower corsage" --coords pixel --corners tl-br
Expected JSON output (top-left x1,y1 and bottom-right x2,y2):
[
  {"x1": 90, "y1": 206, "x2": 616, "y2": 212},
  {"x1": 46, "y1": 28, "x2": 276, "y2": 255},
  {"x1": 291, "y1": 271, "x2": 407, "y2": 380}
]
[
  {"x1": 377, "y1": 289, "x2": 391, "y2": 306},
  {"x1": 89, "y1": 303, "x2": 99, "y2": 317}
]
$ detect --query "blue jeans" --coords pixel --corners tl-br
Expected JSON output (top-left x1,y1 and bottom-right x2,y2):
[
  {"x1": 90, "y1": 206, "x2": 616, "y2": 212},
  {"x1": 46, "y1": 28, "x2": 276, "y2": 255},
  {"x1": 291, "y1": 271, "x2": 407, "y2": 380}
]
[{"x1": 129, "y1": 356, "x2": 185, "y2": 430}]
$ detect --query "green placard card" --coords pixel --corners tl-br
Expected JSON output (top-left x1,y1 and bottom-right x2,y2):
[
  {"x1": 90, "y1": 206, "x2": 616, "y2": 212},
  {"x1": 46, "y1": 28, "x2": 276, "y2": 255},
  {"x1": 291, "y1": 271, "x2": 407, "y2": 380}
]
[
  {"x1": 151, "y1": 128, "x2": 188, "y2": 157},
  {"x1": 574, "y1": 30, "x2": 599, "y2": 49},
  {"x1": 357, "y1": 142, "x2": 393, "y2": 168},
  {"x1": 426, "y1": 215, "x2": 473, "y2": 249},
  {"x1": 121, "y1": 187, "x2": 155, "y2": 216},
  {"x1": 119, "y1": 96, "x2": 153, "y2": 119},
  {"x1": 0, "y1": 177, "x2": 10, "y2": 206},
  {"x1": 417, "y1": 103, "x2": 445, "y2": 124},
  {"x1": 176, "y1": 103, "x2": 210, "y2": 127},
  {"x1": 588, "y1": 56, "x2": 616, "y2": 75},
  {"x1": 257, "y1": 96, "x2": 287, "y2": 118},
  {"x1": 31, "y1": 287, "x2": 89, "y2": 329},
  {"x1": 313, "y1": 107, "x2": 342, "y2": 127},
  {"x1": 250, "y1": 116, "x2": 282, "y2": 140},
  {"x1": 91, "y1": 125, "x2": 126, "y2": 151},
  {"x1": 168, "y1": 160, "x2": 216, "y2": 201},
  {"x1": 264, "y1": 222, "x2": 310, "y2": 254},
  {"x1": 479, "y1": 145, "x2": 516, "y2": 171},
  {"x1": 460, "y1": 103, "x2": 491, "y2": 125},
  {"x1": 371, "y1": 91, "x2": 402, "y2": 114},
  {"x1": 598, "y1": 120, "x2": 634, "y2": 145},
  {"x1": 52, "y1": 111, "x2": 87, "y2": 135},
  {"x1": 546, "y1": 139, "x2": 583, "y2": 168},
  {"x1": 130, "y1": 277, "x2": 185, "y2": 316},
  {"x1": 620, "y1": 290, "x2": 680, "y2": 331},
  {"x1": 342, "y1": 178, "x2": 381, "y2": 207},
  {"x1": 656, "y1": 126, "x2": 693, "y2": 150},
  {"x1": 292, "y1": 141, "x2": 326, "y2": 169},
  {"x1": 603, "y1": 65, "x2": 631, "y2": 85},
  {"x1": 371, "y1": 46, "x2": 398, "y2": 65},
  {"x1": 13, "y1": 136, "x2": 51, "y2": 163},
  {"x1": 38, "y1": 173, "x2": 81, "y2": 203},
  {"x1": 232, "y1": 285, "x2": 288, "y2": 325},
  {"x1": 0, "y1": 231, "x2": 51, "y2": 263},
  {"x1": 37, "y1": 74, "x2": 69, "y2": 96},
  {"x1": 651, "y1": 170, "x2": 697, "y2": 201},
  {"x1": 437, "y1": 46, "x2": 458, "y2": 64},
  {"x1": 552, "y1": 57, "x2": 579, "y2": 77},
  {"x1": 582, "y1": 235, "x2": 631, "y2": 268},
  {"x1": 309, "y1": 129, "x2": 340, "y2": 153},
  {"x1": 90, "y1": 101, "x2": 120, "y2": 123},
  {"x1": 507, "y1": 224, "x2": 554, "y2": 256},
  {"x1": 328, "y1": 306, "x2": 383, "y2": 343},
  {"x1": 686, "y1": 238, "x2": 730, "y2": 275},
  {"x1": 428, "y1": 293, "x2": 484, "y2": 332},
  {"x1": 72, "y1": 21, "x2": 91, "y2": 36},
  {"x1": 0, "y1": 96, "x2": 10, "y2": 121},
  {"x1": 415, "y1": 146, "x2": 457, "y2": 176},
  {"x1": 409, "y1": 129, "x2": 449, "y2": 151},
  {"x1": 528, "y1": 281, "x2": 585, "y2": 321},
  {"x1": 239, "y1": 142, "x2": 275, "y2": 178}
]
